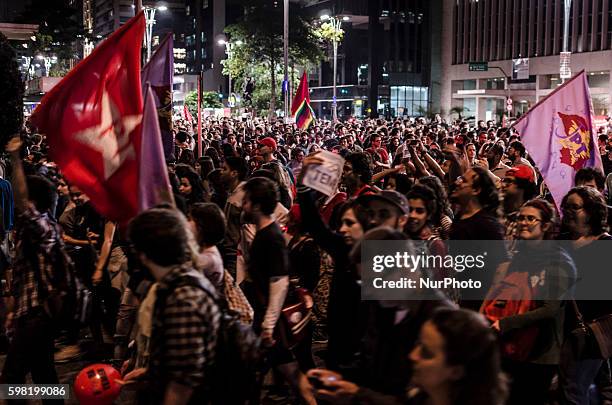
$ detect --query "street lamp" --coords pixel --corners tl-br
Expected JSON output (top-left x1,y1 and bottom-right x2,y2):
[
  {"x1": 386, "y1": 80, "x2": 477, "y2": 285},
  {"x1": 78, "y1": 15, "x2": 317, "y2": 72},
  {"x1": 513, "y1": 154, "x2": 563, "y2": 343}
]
[
  {"x1": 283, "y1": 0, "x2": 289, "y2": 121},
  {"x1": 560, "y1": 0, "x2": 572, "y2": 82},
  {"x1": 143, "y1": 4, "x2": 168, "y2": 62},
  {"x1": 218, "y1": 39, "x2": 243, "y2": 107},
  {"x1": 320, "y1": 14, "x2": 344, "y2": 122}
]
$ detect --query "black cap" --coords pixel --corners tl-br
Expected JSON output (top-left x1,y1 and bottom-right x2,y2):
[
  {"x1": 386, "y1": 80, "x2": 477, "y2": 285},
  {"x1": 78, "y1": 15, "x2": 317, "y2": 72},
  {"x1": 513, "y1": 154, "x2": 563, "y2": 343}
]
[{"x1": 357, "y1": 190, "x2": 409, "y2": 215}]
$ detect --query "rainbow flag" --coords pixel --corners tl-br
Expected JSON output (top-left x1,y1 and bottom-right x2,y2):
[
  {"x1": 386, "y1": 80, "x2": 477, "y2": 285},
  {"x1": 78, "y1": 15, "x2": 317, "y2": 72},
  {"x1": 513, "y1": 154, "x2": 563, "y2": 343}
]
[{"x1": 291, "y1": 72, "x2": 316, "y2": 129}]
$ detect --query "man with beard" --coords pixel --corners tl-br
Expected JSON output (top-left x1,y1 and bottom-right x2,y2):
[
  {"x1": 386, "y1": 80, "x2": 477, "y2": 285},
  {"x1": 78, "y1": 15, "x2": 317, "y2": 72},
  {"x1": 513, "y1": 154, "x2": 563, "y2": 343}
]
[
  {"x1": 506, "y1": 141, "x2": 537, "y2": 179},
  {"x1": 449, "y1": 166, "x2": 510, "y2": 309},
  {"x1": 486, "y1": 144, "x2": 511, "y2": 179},
  {"x1": 242, "y1": 177, "x2": 316, "y2": 405},
  {"x1": 220, "y1": 156, "x2": 249, "y2": 276}
]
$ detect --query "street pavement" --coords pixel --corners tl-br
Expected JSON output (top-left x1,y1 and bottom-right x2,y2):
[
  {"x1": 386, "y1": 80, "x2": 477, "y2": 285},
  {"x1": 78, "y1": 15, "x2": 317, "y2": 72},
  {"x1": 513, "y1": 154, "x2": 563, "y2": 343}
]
[{"x1": 0, "y1": 342, "x2": 326, "y2": 404}]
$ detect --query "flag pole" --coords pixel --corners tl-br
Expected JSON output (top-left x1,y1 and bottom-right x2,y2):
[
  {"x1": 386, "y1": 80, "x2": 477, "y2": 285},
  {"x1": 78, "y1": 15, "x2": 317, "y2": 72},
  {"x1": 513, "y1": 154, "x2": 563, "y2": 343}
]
[{"x1": 197, "y1": 71, "x2": 203, "y2": 158}]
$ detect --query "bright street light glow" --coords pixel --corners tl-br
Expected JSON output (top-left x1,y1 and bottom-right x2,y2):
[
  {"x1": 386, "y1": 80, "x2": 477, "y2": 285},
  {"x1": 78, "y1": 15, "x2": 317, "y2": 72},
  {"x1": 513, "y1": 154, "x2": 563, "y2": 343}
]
[
  {"x1": 218, "y1": 39, "x2": 227, "y2": 45},
  {"x1": 320, "y1": 14, "x2": 330, "y2": 21},
  {"x1": 342, "y1": 16, "x2": 350, "y2": 21},
  {"x1": 30, "y1": 35, "x2": 36, "y2": 41},
  {"x1": 157, "y1": 5, "x2": 168, "y2": 11}
]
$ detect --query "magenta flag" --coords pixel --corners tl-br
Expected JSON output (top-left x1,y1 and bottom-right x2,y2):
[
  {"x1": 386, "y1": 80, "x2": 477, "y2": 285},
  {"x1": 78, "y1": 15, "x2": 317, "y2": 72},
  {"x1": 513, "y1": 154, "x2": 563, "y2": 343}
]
[
  {"x1": 141, "y1": 34, "x2": 174, "y2": 158},
  {"x1": 139, "y1": 84, "x2": 174, "y2": 211},
  {"x1": 512, "y1": 71, "x2": 603, "y2": 208}
]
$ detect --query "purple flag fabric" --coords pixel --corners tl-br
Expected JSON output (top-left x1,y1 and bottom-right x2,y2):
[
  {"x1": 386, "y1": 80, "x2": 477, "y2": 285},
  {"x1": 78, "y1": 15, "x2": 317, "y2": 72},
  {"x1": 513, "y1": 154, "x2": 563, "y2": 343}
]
[
  {"x1": 139, "y1": 84, "x2": 174, "y2": 211},
  {"x1": 141, "y1": 34, "x2": 174, "y2": 158},
  {"x1": 513, "y1": 71, "x2": 603, "y2": 208}
]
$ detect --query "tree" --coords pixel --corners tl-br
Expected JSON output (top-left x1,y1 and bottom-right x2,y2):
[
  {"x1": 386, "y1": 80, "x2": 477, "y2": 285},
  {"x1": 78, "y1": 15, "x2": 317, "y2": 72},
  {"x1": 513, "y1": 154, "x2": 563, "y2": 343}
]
[
  {"x1": 450, "y1": 106, "x2": 465, "y2": 120},
  {"x1": 17, "y1": 0, "x2": 83, "y2": 73},
  {"x1": 185, "y1": 90, "x2": 223, "y2": 117},
  {"x1": 230, "y1": 62, "x2": 304, "y2": 117},
  {"x1": 0, "y1": 33, "x2": 24, "y2": 146},
  {"x1": 224, "y1": 0, "x2": 322, "y2": 118}
]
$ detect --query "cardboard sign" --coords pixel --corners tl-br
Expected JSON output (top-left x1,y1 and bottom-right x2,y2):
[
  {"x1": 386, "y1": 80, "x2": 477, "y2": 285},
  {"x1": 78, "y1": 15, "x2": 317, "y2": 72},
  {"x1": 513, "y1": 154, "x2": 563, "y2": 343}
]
[{"x1": 303, "y1": 150, "x2": 345, "y2": 197}]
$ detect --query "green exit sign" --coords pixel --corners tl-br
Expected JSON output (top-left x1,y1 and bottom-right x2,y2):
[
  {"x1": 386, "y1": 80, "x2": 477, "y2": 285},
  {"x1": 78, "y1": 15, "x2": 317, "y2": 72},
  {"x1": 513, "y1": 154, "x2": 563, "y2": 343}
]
[{"x1": 469, "y1": 62, "x2": 488, "y2": 72}]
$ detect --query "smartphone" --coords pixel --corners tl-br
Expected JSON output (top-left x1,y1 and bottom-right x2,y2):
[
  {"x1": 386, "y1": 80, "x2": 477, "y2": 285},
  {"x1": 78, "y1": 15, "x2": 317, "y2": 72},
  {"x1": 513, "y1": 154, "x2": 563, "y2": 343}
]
[{"x1": 308, "y1": 376, "x2": 338, "y2": 391}]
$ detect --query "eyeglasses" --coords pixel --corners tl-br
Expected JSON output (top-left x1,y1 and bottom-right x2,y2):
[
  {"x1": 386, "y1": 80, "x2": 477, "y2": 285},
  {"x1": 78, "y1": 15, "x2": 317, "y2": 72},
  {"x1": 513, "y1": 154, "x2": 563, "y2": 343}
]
[
  {"x1": 562, "y1": 204, "x2": 584, "y2": 212},
  {"x1": 517, "y1": 215, "x2": 541, "y2": 224},
  {"x1": 455, "y1": 175, "x2": 468, "y2": 185}
]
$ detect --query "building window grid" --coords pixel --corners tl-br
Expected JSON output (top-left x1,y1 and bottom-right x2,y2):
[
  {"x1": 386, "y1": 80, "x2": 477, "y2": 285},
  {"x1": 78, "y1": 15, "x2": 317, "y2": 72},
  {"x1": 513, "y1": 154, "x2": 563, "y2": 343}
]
[
  {"x1": 453, "y1": 0, "x2": 612, "y2": 64},
  {"x1": 390, "y1": 85, "x2": 429, "y2": 117}
]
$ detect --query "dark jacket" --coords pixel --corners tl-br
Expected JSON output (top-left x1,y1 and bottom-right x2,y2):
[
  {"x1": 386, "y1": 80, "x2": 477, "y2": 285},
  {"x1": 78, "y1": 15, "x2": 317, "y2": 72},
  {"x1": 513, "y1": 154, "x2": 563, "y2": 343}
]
[
  {"x1": 355, "y1": 296, "x2": 455, "y2": 397},
  {"x1": 498, "y1": 242, "x2": 576, "y2": 365},
  {"x1": 298, "y1": 186, "x2": 363, "y2": 370}
]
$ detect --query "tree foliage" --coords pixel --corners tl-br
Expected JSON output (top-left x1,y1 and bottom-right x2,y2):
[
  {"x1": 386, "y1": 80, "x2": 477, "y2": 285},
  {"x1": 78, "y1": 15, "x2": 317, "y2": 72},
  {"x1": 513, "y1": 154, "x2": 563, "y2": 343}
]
[
  {"x1": 315, "y1": 21, "x2": 344, "y2": 43},
  {"x1": 185, "y1": 91, "x2": 224, "y2": 117},
  {"x1": 223, "y1": 0, "x2": 322, "y2": 117},
  {"x1": 0, "y1": 33, "x2": 24, "y2": 145},
  {"x1": 230, "y1": 62, "x2": 302, "y2": 117},
  {"x1": 17, "y1": 0, "x2": 83, "y2": 74}
]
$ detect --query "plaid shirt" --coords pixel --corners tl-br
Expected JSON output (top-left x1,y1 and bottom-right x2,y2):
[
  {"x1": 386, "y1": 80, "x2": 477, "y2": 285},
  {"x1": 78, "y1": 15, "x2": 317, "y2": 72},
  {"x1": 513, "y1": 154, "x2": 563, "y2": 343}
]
[
  {"x1": 9, "y1": 206, "x2": 64, "y2": 319},
  {"x1": 150, "y1": 264, "x2": 220, "y2": 391}
]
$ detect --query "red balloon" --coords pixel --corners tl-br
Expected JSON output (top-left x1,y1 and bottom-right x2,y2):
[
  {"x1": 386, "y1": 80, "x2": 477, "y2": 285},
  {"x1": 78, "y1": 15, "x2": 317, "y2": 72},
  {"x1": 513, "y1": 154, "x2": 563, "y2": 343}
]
[{"x1": 74, "y1": 363, "x2": 122, "y2": 405}]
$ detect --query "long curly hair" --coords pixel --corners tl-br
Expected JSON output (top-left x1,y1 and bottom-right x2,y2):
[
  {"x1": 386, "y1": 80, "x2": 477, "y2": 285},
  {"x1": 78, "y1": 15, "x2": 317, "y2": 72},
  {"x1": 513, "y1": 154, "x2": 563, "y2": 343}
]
[{"x1": 418, "y1": 176, "x2": 453, "y2": 223}]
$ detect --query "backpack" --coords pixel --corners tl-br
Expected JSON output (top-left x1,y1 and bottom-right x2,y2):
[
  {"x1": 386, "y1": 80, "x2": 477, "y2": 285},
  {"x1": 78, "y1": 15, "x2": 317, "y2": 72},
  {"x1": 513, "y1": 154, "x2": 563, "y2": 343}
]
[
  {"x1": 35, "y1": 238, "x2": 92, "y2": 329},
  {"x1": 160, "y1": 275, "x2": 261, "y2": 405},
  {"x1": 481, "y1": 271, "x2": 539, "y2": 361}
]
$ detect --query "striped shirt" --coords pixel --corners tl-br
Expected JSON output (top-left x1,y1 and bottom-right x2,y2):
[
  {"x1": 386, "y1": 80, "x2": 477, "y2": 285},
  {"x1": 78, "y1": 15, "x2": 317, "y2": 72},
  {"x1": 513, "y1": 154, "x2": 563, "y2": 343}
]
[{"x1": 150, "y1": 264, "x2": 221, "y2": 391}]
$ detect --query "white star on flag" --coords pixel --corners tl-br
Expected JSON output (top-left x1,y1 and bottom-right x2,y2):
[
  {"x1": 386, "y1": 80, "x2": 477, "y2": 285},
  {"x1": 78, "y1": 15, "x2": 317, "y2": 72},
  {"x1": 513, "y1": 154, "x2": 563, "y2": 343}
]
[{"x1": 73, "y1": 90, "x2": 142, "y2": 180}]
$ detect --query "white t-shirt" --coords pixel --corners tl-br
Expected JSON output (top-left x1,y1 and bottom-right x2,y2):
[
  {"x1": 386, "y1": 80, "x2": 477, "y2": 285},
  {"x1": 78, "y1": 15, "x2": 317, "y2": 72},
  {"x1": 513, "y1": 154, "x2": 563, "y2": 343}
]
[{"x1": 197, "y1": 245, "x2": 224, "y2": 289}]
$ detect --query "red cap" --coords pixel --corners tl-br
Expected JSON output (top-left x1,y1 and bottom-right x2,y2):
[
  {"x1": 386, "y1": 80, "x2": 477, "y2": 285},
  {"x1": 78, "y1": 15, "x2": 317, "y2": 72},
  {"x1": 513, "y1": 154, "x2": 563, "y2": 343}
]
[
  {"x1": 506, "y1": 165, "x2": 536, "y2": 184},
  {"x1": 258, "y1": 137, "x2": 277, "y2": 151}
]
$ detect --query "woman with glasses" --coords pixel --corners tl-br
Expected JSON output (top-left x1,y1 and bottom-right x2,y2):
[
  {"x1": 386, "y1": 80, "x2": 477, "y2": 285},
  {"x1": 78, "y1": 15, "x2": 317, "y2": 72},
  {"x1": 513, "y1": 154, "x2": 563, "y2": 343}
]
[
  {"x1": 490, "y1": 198, "x2": 576, "y2": 405},
  {"x1": 558, "y1": 186, "x2": 612, "y2": 405}
]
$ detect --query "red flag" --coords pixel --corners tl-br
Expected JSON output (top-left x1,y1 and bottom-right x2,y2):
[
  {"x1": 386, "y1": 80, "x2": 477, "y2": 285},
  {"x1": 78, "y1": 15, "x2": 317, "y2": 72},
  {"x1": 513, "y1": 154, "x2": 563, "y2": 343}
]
[
  {"x1": 291, "y1": 72, "x2": 316, "y2": 129},
  {"x1": 30, "y1": 12, "x2": 145, "y2": 224},
  {"x1": 183, "y1": 104, "x2": 194, "y2": 123}
]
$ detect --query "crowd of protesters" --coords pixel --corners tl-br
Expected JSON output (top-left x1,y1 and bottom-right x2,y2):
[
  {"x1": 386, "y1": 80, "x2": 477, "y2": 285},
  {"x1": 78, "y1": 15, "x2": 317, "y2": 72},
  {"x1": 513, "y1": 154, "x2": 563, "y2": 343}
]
[{"x1": 0, "y1": 111, "x2": 612, "y2": 405}]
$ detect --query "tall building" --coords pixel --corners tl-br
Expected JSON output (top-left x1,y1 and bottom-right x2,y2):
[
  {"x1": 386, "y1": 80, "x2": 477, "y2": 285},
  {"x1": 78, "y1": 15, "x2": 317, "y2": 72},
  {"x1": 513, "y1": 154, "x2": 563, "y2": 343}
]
[
  {"x1": 439, "y1": 0, "x2": 612, "y2": 123},
  {"x1": 83, "y1": 0, "x2": 94, "y2": 34},
  {"x1": 303, "y1": 0, "x2": 440, "y2": 119},
  {"x1": 0, "y1": 0, "x2": 33, "y2": 23},
  {"x1": 91, "y1": 0, "x2": 135, "y2": 38},
  {"x1": 184, "y1": 0, "x2": 241, "y2": 93}
]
